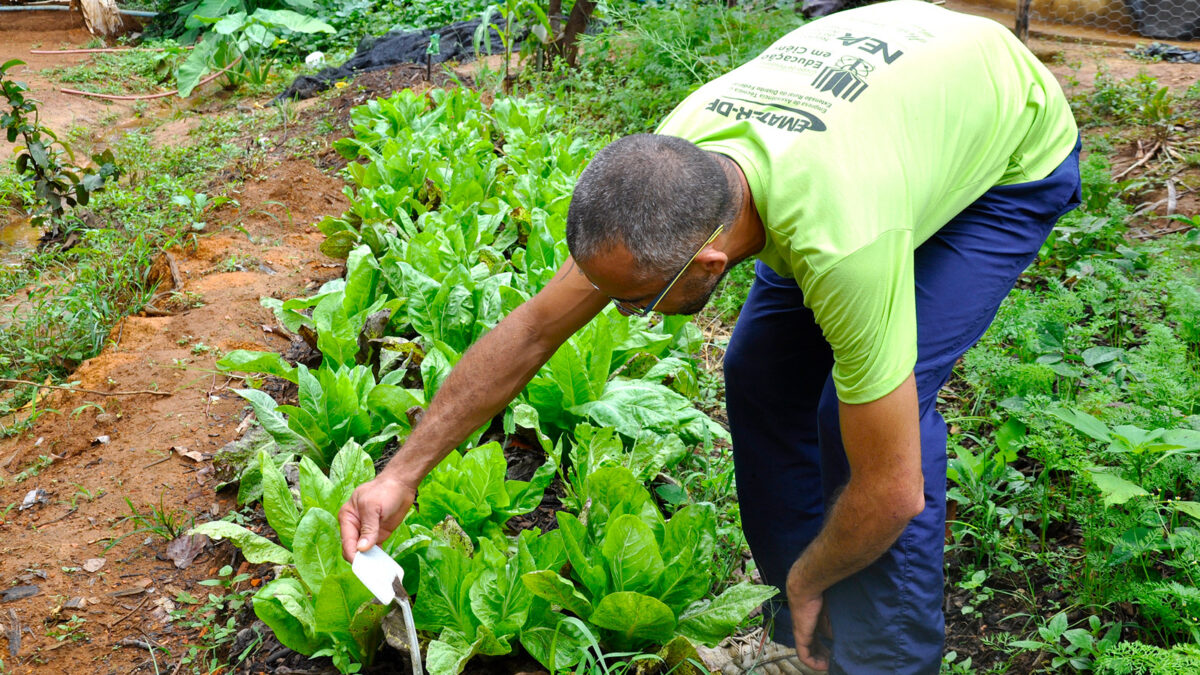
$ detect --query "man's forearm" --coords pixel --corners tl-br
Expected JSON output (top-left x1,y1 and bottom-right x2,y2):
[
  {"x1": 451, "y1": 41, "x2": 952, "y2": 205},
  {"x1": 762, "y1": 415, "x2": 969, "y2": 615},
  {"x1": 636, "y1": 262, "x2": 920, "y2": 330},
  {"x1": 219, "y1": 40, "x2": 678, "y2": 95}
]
[
  {"x1": 789, "y1": 374, "x2": 925, "y2": 601},
  {"x1": 787, "y1": 480, "x2": 918, "y2": 599},
  {"x1": 379, "y1": 305, "x2": 556, "y2": 485}
]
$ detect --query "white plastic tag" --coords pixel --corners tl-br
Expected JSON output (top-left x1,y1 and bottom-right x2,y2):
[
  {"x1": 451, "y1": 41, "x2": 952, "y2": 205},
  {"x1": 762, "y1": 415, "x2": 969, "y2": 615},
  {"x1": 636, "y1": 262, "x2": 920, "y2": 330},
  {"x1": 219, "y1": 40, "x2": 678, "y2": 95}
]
[{"x1": 351, "y1": 545, "x2": 404, "y2": 605}]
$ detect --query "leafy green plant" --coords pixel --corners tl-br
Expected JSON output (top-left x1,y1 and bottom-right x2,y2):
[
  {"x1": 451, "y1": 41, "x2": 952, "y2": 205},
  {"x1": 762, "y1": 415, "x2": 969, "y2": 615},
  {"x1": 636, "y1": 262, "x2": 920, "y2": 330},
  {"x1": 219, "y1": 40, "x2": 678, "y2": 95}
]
[
  {"x1": 107, "y1": 493, "x2": 194, "y2": 550},
  {"x1": 191, "y1": 442, "x2": 415, "y2": 674},
  {"x1": 409, "y1": 441, "x2": 557, "y2": 544},
  {"x1": 171, "y1": 189, "x2": 232, "y2": 231},
  {"x1": 1, "y1": 59, "x2": 122, "y2": 233},
  {"x1": 1051, "y1": 407, "x2": 1200, "y2": 483},
  {"x1": 176, "y1": 7, "x2": 334, "y2": 96},
  {"x1": 525, "y1": 466, "x2": 775, "y2": 653},
  {"x1": 222, "y1": 360, "x2": 415, "y2": 472},
  {"x1": 1012, "y1": 612, "x2": 1122, "y2": 671}
]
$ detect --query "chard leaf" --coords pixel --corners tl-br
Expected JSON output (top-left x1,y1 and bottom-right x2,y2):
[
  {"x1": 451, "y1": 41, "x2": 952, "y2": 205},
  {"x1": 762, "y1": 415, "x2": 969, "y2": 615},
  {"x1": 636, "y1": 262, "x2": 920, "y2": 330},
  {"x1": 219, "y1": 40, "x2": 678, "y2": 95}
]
[
  {"x1": 676, "y1": 582, "x2": 778, "y2": 646},
  {"x1": 218, "y1": 350, "x2": 298, "y2": 383},
  {"x1": 590, "y1": 591, "x2": 675, "y2": 650},
  {"x1": 294, "y1": 508, "x2": 345, "y2": 597},
  {"x1": 628, "y1": 432, "x2": 687, "y2": 483},
  {"x1": 235, "y1": 388, "x2": 313, "y2": 454},
  {"x1": 427, "y1": 628, "x2": 482, "y2": 675},
  {"x1": 522, "y1": 570, "x2": 592, "y2": 619},
  {"x1": 658, "y1": 503, "x2": 717, "y2": 611},
  {"x1": 342, "y1": 245, "x2": 380, "y2": 316},
  {"x1": 519, "y1": 613, "x2": 588, "y2": 671},
  {"x1": 413, "y1": 536, "x2": 481, "y2": 637},
  {"x1": 555, "y1": 512, "x2": 607, "y2": 600},
  {"x1": 328, "y1": 439, "x2": 376, "y2": 506},
  {"x1": 313, "y1": 570, "x2": 374, "y2": 641},
  {"x1": 571, "y1": 378, "x2": 728, "y2": 445},
  {"x1": 499, "y1": 450, "x2": 557, "y2": 519},
  {"x1": 189, "y1": 521, "x2": 292, "y2": 565},
  {"x1": 297, "y1": 457, "x2": 336, "y2": 515},
  {"x1": 600, "y1": 514, "x2": 664, "y2": 595},
  {"x1": 470, "y1": 537, "x2": 538, "y2": 636},
  {"x1": 259, "y1": 449, "x2": 299, "y2": 548},
  {"x1": 253, "y1": 578, "x2": 319, "y2": 655}
]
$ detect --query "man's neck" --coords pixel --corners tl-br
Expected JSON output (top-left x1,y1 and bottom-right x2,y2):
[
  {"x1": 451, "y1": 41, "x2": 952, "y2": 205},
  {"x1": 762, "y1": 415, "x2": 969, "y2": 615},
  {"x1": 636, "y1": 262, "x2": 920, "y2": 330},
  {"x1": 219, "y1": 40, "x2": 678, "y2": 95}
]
[{"x1": 714, "y1": 153, "x2": 766, "y2": 265}]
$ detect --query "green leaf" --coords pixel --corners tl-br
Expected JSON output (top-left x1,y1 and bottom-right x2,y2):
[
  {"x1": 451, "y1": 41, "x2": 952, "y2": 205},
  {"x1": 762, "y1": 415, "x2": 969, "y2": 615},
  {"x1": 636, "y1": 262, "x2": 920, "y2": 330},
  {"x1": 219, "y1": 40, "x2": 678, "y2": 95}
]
[
  {"x1": 235, "y1": 388, "x2": 314, "y2": 455},
  {"x1": 260, "y1": 449, "x2": 299, "y2": 548},
  {"x1": 1086, "y1": 470, "x2": 1149, "y2": 507},
  {"x1": 297, "y1": 456, "x2": 336, "y2": 515},
  {"x1": 294, "y1": 508, "x2": 345, "y2": 597},
  {"x1": 555, "y1": 512, "x2": 607, "y2": 599},
  {"x1": 218, "y1": 350, "x2": 298, "y2": 383},
  {"x1": 253, "y1": 578, "x2": 319, "y2": 654},
  {"x1": 176, "y1": 33, "x2": 219, "y2": 98},
  {"x1": 994, "y1": 417, "x2": 1026, "y2": 462},
  {"x1": 413, "y1": 536, "x2": 480, "y2": 637},
  {"x1": 519, "y1": 613, "x2": 588, "y2": 671},
  {"x1": 312, "y1": 566, "x2": 372, "y2": 634},
  {"x1": 328, "y1": 439, "x2": 376, "y2": 506},
  {"x1": 1168, "y1": 500, "x2": 1200, "y2": 522},
  {"x1": 522, "y1": 571, "x2": 593, "y2": 619},
  {"x1": 469, "y1": 537, "x2": 539, "y2": 637},
  {"x1": 571, "y1": 379, "x2": 728, "y2": 445},
  {"x1": 426, "y1": 629, "x2": 481, "y2": 675},
  {"x1": 600, "y1": 514, "x2": 664, "y2": 595},
  {"x1": 675, "y1": 582, "x2": 778, "y2": 646},
  {"x1": 590, "y1": 591, "x2": 676, "y2": 650},
  {"x1": 1050, "y1": 407, "x2": 1112, "y2": 443},
  {"x1": 189, "y1": 521, "x2": 293, "y2": 565},
  {"x1": 251, "y1": 8, "x2": 335, "y2": 33},
  {"x1": 659, "y1": 504, "x2": 717, "y2": 611}
]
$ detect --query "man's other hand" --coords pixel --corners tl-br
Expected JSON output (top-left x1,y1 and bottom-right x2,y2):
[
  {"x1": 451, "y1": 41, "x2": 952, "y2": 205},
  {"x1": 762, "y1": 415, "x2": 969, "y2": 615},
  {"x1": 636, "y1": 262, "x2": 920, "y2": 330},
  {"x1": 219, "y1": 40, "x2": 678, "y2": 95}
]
[
  {"x1": 338, "y1": 474, "x2": 417, "y2": 561},
  {"x1": 788, "y1": 576, "x2": 831, "y2": 671}
]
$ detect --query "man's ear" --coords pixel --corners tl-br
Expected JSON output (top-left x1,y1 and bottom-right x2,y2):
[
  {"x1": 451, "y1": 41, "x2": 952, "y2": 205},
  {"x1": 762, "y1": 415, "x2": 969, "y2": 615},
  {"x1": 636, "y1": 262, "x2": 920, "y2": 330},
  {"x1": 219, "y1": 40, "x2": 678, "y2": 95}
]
[{"x1": 694, "y1": 247, "x2": 729, "y2": 277}]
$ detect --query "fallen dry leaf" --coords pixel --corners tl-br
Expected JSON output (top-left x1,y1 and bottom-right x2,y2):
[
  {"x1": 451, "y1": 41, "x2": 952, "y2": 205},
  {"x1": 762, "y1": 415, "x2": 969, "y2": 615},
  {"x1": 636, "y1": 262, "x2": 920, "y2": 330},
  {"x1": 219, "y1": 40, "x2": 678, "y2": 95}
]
[
  {"x1": 82, "y1": 558, "x2": 106, "y2": 573},
  {"x1": 166, "y1": 533, "x2": 209, "y2": 569}
]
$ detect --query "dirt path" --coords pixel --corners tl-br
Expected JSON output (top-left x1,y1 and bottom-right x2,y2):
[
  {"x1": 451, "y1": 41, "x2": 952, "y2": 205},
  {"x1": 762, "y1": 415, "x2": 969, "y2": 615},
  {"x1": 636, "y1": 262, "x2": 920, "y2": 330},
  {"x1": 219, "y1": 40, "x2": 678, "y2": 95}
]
[{"x1": 0, "y1": 15, "x2": 355, "y2": 674}]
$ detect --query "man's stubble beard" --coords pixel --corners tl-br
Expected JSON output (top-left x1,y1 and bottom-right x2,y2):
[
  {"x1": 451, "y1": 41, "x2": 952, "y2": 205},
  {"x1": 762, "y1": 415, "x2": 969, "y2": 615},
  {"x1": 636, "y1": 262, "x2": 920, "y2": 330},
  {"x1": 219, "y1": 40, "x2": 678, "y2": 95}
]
[{"x1": 673, "y1": 267, "x2": 731, "y2": 316}]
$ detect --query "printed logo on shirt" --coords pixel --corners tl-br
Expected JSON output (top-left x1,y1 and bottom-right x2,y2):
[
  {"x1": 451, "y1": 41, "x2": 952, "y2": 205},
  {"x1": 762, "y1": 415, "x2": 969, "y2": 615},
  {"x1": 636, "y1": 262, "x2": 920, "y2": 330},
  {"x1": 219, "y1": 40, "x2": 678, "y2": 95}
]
[
  {"x1": 834, "y1": 33, "x2": 905, "y2": 64},
  {"x1": 704, "y1": 97, "x2": 826, "y2": 133},
  {"x1": 812, "y1": 56, "x2": 872, "y2": 102}
]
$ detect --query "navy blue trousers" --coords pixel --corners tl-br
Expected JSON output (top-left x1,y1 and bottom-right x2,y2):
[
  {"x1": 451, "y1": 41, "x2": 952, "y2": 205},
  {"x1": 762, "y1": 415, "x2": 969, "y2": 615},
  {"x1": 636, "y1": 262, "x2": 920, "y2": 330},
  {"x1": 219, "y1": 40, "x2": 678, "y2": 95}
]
[{"x1": 724, "y1": 141, "x2": 1081, "y2": 674}]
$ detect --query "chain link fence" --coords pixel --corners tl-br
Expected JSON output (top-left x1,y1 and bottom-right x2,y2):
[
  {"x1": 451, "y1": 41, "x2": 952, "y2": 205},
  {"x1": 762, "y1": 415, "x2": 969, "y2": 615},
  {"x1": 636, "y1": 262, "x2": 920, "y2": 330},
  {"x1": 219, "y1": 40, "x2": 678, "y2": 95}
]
[{"x1": 949, "y1": 0, "x2": 1200, "y2": 41}]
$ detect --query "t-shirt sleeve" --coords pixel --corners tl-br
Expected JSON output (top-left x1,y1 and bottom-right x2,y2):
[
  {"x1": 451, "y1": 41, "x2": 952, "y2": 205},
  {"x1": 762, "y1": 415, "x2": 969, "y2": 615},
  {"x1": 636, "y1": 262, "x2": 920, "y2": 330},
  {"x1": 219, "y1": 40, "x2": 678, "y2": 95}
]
[{"x1": 801, "y1": 229, "x2": 917, "y2": 404}]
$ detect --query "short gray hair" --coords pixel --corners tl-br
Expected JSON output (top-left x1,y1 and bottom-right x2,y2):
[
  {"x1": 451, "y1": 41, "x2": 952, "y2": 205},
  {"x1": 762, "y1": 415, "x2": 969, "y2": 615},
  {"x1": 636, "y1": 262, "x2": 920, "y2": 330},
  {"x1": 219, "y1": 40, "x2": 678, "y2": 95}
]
[{"x1": 566, "y1": 134, "x2": 734, "y2": 275}]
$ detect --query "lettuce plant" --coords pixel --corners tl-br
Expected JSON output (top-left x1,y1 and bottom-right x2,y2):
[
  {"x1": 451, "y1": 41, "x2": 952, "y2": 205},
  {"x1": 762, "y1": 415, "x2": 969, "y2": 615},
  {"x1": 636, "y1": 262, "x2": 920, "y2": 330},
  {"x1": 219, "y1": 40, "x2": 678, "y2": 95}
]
[
  {"x1": 409, "y1": 441, "x2": 558, "y2": 544},
  {"x1": 523, "y1": 467, "x2": 776, "y2": 652},
  {"x1": 191, "y1": 442, "x2": 426, "y2": 674}
]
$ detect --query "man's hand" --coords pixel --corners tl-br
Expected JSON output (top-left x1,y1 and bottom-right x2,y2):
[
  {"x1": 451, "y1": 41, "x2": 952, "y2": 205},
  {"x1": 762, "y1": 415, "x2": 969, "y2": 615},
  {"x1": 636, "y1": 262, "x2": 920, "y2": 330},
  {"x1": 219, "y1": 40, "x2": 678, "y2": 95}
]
[
  {"x1": 338, "y1": 473, "x2": 418, "y2": 561},
  {"x1": 787, "y1": 572, "x2": 830, "y2": 671}
]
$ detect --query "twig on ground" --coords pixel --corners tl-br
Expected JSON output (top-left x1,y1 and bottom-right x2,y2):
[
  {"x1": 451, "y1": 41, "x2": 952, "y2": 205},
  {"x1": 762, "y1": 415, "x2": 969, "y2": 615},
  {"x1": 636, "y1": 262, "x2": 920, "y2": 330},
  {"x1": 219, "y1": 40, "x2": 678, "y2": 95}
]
[
  {"x1": 1114, "y1": 140, "x2": 1160, "y2": 180},
  {"x1": 106, "y1": 595, "x2": 151, "y2": 630},
  {"x1": 165, "y1": 252, "x2": 184, "y2": 291},
  {"x1": 1132, "y1": 223, "x2": 1195, "y2": 240},
  {"x1": 0, "y1": 378, "x2": 172, "y2": 397}
]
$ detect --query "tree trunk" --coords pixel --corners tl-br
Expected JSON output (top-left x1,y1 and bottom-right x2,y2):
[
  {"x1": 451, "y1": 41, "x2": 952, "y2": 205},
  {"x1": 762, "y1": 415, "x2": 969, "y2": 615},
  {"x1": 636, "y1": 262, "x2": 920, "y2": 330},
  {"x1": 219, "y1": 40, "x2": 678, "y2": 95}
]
[{"x1": 552, "y1": 0, "x2": 597, "y2": 68}]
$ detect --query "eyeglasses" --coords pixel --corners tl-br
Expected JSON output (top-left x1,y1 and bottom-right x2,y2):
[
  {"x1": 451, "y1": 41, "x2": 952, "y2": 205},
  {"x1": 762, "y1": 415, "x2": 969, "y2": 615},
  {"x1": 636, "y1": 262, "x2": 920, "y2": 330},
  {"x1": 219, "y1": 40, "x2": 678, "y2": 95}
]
[{"x1": 601, "y1": 224, "x2": 725, "y2": 317}]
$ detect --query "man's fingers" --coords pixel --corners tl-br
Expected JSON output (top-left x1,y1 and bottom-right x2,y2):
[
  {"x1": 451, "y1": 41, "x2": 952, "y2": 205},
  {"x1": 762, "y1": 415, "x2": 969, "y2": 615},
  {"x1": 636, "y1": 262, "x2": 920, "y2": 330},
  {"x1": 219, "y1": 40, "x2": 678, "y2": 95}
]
[
  {"x1": 795, "y1": 641, "x2": 830, "y2": 671},
  {"x1": 338, "y1": 505, "x2": 362, "y2": 562},
  {"x1": 356, "y1": 502, "x2": 381, "y2": 552}
]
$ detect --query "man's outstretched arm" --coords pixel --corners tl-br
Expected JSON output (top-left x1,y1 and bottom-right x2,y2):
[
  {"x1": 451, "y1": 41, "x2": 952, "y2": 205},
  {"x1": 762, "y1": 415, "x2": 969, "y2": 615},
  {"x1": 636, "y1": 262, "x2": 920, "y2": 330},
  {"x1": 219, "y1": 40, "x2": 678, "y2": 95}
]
[
  {"x1": 786, "y1": 373, "x2": 926, "y2": 670},
  {"x1": 338, "y1": 258, "x2": 608, "y2": 560}
]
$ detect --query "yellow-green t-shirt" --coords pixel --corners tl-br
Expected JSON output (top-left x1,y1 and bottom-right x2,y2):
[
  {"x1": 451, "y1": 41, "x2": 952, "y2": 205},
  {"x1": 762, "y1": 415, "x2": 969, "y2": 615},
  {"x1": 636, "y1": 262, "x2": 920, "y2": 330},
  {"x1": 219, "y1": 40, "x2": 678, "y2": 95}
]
[{"x1": 655, "y1": 0, "x2": 1078, "y2": 403}]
